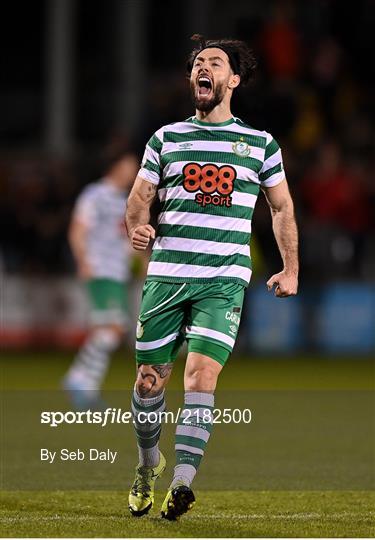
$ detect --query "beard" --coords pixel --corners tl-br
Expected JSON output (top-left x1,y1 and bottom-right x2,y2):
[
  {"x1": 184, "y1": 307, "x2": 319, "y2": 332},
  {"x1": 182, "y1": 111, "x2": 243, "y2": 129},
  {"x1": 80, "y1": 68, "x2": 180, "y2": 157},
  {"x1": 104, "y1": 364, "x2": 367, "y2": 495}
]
[{"x1": 190, "y1": 80, "x2": 226, "y2": 112}]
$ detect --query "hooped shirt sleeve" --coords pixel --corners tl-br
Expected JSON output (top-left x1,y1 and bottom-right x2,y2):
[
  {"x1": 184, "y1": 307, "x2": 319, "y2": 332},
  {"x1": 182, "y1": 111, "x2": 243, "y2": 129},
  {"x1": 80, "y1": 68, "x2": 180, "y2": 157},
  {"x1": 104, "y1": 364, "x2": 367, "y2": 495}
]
[
  {"x1": 258, "y1": 132, "x2": 285, "y2": 187},
  {"x1": 138, "y1": 127, "x2": 164, "y2": 185}
]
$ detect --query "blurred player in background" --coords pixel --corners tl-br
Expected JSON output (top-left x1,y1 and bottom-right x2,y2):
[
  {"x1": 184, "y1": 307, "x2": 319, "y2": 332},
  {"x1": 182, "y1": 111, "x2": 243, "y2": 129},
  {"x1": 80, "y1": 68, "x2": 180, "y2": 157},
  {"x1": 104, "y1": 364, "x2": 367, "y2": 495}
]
[
  {"x1": 125, "y1": 35, "x2": 299, "y2": 520},
  {"x1": 62, "y1": 144, "x2": 139, "y2": 409}
]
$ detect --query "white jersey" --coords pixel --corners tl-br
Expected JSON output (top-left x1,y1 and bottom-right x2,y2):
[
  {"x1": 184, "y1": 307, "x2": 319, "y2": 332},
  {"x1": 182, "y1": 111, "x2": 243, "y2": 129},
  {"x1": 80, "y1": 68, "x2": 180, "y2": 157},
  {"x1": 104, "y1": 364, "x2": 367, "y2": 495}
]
[{"x1": 73, "y1": 180, "x2": 130, "y2": 281}]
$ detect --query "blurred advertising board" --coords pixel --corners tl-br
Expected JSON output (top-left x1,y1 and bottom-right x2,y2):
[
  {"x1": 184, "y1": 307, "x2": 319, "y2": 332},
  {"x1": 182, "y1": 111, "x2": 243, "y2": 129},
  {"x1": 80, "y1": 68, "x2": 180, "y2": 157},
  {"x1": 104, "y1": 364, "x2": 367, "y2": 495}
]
[{"x1": 1, "y1": 276, "x2": 374, "y2": 354}]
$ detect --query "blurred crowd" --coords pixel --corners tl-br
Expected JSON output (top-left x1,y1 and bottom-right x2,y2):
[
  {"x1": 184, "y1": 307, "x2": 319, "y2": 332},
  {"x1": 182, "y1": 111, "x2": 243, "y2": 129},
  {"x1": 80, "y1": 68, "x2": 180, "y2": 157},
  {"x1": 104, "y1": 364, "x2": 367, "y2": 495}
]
[
  {"x1": 0, "y1": 1, "x2": 374, "y2": 282},
  {"x1": 0, "y1": 156, "x2": 78, "y2": 274},
  {"x1": 248, "y1": 2, "x2": 374, "y2": 282}
]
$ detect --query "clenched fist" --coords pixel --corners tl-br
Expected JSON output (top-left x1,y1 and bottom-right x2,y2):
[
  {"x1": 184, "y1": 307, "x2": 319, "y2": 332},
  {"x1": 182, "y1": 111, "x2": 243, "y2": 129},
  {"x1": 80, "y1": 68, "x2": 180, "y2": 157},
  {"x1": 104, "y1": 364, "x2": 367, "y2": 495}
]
[
  {"x1": 267, "y1": 270, "x2": 298, "y2": 298},
  {"x1": 130, "y1": 224, "x2": 155, "y2": 250}
]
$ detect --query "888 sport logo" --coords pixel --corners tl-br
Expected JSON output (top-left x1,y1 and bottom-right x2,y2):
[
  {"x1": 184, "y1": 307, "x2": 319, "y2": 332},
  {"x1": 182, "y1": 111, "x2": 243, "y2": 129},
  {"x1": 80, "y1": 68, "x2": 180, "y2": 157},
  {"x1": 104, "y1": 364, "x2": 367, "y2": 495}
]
[{"x1": 183, "y1": 162, "x2": 236, "y2": 207}]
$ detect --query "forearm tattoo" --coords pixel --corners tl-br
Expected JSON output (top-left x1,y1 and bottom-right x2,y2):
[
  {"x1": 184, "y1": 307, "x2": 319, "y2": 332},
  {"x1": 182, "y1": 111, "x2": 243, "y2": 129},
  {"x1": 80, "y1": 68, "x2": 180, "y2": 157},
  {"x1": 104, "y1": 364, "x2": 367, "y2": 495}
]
[{"x1": 145, "y1": 184, "x2": 157, "y2": 202}]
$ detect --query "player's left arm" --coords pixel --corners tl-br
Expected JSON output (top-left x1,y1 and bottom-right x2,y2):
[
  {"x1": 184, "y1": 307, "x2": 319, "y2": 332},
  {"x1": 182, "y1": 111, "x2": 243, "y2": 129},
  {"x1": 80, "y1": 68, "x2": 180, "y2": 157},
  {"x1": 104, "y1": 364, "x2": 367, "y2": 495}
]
[{"x1": 262, "y1": 179, "x2": 299, "y2": 297}]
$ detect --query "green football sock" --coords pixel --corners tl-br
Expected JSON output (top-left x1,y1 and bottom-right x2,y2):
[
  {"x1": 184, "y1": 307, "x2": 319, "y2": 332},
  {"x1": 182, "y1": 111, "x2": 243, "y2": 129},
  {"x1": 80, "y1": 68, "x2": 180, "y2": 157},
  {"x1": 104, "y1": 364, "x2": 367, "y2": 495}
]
[
  {"x1": 131, "y1": 389, "x2": 165, "y2": 467},
  {"x1": 172, "y1": 391, "x2": 214, "y2": 487}
]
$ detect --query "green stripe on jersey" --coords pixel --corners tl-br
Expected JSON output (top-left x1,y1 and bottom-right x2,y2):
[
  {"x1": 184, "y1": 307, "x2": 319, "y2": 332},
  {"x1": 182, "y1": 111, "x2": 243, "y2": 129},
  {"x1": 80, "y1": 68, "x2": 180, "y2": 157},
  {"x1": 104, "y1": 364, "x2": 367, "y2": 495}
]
[
  {"x1": 148, "y1": 133, "x2": 163, "y2": 153},
  {"x1": 157, "y1": 224, "x2": 251, "y2": 245},
  {"x1": 150, "y1": 249, "x2": 251, "y2": 269},
  {"x1": 264, "y1": 138, "x2": 279, "y2": 160},
  {"x1": 259, "y1": 162, "x2": 283, "y2": 181},
  {"x1": 234, "y1": 179, "x2": 260, "y2": 195},
  {"x1": 143, "y1": 159, "x2": 160, "y2": 175}
]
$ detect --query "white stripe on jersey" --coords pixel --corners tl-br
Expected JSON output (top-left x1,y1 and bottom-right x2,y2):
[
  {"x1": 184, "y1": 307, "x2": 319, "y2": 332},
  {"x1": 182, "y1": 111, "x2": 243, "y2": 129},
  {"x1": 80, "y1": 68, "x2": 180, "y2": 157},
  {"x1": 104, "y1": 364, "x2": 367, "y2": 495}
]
[
  {"x1": 153, "y1": 236, "x2": 250, "y2": 257},
  {"x1": 161, "y1": 140, "x2": 264, "y2": 162},
  {"x1": 158, "y1": 185, "x2": 257, "y2": 208},
  {"x1": 260, "y1": 148, "x2": 282, "y2": 171},
  {"x1": 146, "y1": 146, "x2": 160, "y2": 165},
  {"x1": 157, "y1": 211, "x2": 252, "y2": 233},
  {"x1": 147, "y1": 261, "x2": 252, "y2": 282}
]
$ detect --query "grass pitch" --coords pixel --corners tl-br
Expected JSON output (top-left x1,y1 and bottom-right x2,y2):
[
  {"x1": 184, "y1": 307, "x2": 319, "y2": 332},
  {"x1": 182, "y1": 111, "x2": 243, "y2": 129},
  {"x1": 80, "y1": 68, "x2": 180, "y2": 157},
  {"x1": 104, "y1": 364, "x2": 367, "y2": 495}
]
[
  {"x1": 1, "y1": 490, "x2": 374, "y2": 537},
  {"x1": 1, "y1": 351, "x2": 374, "y2": 537}
]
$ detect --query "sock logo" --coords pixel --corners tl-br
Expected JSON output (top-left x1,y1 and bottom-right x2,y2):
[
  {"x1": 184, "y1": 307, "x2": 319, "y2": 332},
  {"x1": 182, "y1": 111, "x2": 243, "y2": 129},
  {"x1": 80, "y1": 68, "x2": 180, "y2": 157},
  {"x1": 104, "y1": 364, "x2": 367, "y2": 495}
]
[{"x1": 183, "y1": 162, "x2": 236, "y2": 207}]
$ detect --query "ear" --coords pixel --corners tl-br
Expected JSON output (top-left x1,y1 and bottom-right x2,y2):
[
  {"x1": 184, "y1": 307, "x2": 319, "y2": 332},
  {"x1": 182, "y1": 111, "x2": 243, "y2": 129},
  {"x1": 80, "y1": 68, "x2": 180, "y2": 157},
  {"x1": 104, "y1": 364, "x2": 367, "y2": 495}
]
[{"x1": 228, "y1": 74, "x2": 241, "y2": 89}]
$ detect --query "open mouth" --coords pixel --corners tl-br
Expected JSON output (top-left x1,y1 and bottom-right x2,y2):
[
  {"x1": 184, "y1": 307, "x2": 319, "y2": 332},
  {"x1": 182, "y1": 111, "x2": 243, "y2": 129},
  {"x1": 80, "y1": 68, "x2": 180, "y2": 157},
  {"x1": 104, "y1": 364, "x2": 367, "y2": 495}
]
[{"x1": 197, "y1": 75, "x2": 213, "y2": 97}]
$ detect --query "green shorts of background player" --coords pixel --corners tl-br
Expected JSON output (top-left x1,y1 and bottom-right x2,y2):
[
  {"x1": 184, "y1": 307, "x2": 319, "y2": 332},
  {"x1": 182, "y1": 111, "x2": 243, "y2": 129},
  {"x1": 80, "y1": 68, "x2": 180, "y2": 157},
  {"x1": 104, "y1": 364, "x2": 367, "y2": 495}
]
[
  {"x1": 128, "y1": 280, "x2": 245, "y2": 519},
  {"x1": 62, "y1": 278, "x2": 129, "y2": 409}
]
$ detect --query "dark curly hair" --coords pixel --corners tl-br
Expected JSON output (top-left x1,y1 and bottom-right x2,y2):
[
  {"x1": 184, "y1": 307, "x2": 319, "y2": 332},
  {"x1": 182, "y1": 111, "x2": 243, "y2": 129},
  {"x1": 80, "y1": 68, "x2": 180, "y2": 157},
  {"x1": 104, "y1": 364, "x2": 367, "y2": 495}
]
[{"x1": 187, "y1": 34, "x2": 257, "y2": 86}]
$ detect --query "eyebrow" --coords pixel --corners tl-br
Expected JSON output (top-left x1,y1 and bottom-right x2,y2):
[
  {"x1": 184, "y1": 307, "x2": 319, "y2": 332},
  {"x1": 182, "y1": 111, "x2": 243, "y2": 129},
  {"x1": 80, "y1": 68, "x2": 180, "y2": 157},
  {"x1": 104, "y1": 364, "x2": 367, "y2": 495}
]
[{"x1": 194, "y1": 55, "x2": 225, "y2": 63}]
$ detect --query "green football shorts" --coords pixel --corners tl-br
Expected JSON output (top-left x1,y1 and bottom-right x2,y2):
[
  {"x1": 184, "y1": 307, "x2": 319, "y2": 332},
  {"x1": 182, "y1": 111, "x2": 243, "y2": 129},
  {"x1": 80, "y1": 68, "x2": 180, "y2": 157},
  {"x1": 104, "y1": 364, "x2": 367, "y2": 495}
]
[
  {"x1": 86, "y1": 278, "x2": 129, "y2": 326},
  {"x1": 135, "y1": 281, "x2": 245, "y2": 366}
]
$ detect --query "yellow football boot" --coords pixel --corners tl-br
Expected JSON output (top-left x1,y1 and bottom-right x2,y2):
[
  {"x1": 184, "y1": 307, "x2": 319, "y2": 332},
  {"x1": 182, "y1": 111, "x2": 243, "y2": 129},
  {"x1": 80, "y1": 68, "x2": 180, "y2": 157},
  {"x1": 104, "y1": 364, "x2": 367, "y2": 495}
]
[
  {"x1": 160, "y1": 483, "x2": 195, "y2": 520},
  {"x1": 128, "y1": 452, "x2": 166, "y2": 516}
]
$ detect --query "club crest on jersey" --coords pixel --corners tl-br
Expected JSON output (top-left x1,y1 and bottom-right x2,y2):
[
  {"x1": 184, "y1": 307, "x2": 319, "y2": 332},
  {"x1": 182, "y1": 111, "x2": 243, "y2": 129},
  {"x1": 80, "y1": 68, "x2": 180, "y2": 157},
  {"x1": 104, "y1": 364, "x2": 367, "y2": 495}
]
[
  {"x1": 182, "y1": 162, "x2": 237, "y2": 208},
  {"x1": 232, "y1": 139, "x2": 251, "y2": 157}
]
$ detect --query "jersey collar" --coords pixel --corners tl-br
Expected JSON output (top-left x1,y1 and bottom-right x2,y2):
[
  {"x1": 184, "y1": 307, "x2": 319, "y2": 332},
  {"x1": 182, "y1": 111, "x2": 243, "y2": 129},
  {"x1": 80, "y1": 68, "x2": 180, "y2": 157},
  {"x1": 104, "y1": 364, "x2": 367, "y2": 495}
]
[{"x1": 191, "y1": 116, "x2": 236, "y2": 127}]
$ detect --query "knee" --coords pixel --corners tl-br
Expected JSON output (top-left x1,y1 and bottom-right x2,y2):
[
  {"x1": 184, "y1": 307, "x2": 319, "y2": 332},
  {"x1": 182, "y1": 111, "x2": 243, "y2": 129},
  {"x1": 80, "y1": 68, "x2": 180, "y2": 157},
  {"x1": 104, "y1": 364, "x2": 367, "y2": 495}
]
[
  {"x1": 135, "y1": 363, "x2": 172, "y2": 398},
  {"x1": 185, "y1": 365, "x2": 219, "y2": 392}
]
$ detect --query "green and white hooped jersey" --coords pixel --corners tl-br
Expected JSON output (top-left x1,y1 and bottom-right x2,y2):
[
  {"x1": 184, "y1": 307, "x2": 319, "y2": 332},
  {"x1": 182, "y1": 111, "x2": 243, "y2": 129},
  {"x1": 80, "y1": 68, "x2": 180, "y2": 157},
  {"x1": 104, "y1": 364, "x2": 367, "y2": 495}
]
[
  {"x1": 139, "y1": 116, "x2": 285, "y2": 287},
  {"x1": 73, "y1": 180, "x2": 130, "y2": 281}
]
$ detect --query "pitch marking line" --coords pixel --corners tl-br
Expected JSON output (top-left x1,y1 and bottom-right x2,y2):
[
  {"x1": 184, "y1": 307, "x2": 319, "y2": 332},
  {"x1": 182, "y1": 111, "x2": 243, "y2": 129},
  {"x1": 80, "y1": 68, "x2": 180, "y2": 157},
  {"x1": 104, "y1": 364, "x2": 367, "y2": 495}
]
[{"x1": 1, "y1": 511, "x2": 373, "y2": 523}]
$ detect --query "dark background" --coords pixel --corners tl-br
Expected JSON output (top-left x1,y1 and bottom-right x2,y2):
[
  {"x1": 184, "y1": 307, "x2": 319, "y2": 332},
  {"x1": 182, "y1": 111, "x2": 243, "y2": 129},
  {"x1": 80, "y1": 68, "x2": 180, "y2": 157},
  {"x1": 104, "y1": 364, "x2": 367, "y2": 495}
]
[
  {"x1": 1, "y1": 0, "x2": 374, "y2": 280},
  {"x1": 0, "y1": 0, "x2": 374, "y2": 355}
]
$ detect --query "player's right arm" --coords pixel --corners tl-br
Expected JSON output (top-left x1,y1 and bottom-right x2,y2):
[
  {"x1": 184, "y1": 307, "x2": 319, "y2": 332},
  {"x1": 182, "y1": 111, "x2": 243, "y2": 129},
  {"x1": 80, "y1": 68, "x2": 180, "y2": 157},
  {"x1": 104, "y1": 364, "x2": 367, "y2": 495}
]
[
  {"x1": 125, "y1": 128, "x2": 163, "y2": 250},
  {"x1": 125, "y1": 176, "x2": 157, "y2": 250}
]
